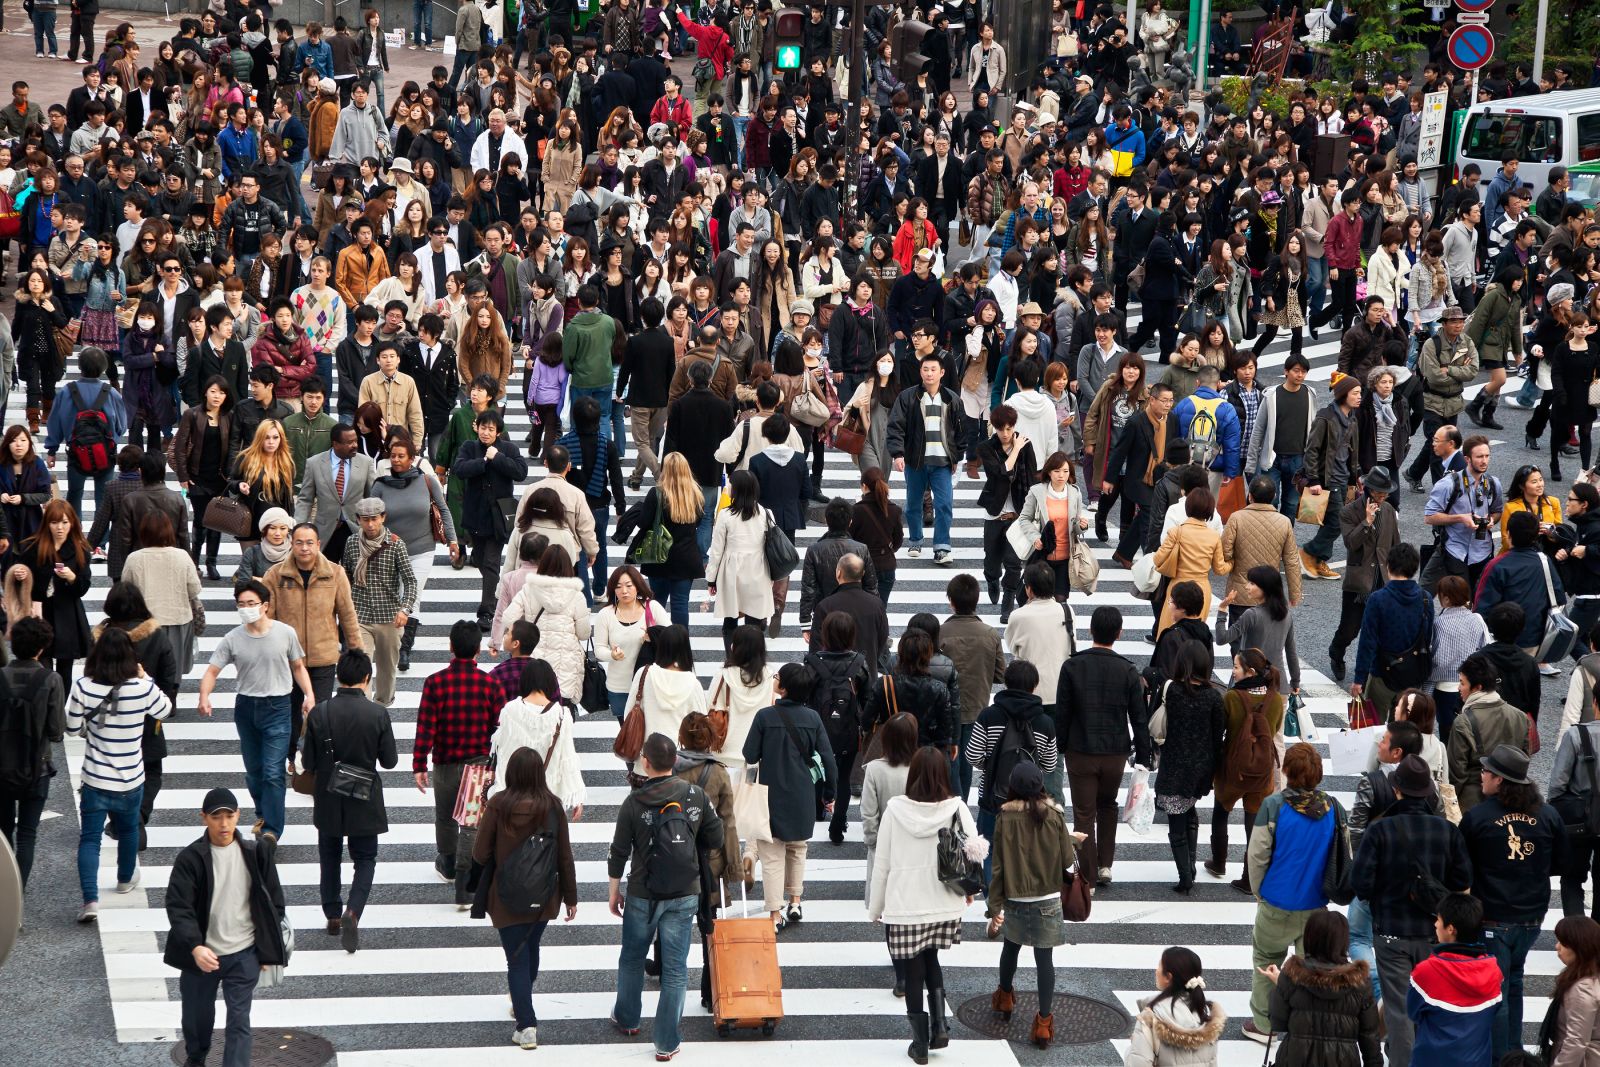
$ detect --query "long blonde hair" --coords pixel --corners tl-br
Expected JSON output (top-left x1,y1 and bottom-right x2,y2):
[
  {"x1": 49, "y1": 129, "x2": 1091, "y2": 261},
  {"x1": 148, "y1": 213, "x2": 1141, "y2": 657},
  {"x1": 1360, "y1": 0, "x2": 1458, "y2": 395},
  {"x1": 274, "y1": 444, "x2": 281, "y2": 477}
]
[
  {"x1": 658, "y1": 453, "x2": 702, "y2": 524},
  {"x1": 239, "y1": 419, "x2": 296, "y2": 501}
]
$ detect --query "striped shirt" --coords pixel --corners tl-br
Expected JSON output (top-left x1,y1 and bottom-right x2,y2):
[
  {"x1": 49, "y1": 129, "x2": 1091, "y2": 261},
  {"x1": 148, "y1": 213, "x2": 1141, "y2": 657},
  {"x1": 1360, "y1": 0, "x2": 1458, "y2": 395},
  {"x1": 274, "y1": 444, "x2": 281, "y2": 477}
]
[{"x1": 65, "y1": 676, "x2": 172, "y2": 793}]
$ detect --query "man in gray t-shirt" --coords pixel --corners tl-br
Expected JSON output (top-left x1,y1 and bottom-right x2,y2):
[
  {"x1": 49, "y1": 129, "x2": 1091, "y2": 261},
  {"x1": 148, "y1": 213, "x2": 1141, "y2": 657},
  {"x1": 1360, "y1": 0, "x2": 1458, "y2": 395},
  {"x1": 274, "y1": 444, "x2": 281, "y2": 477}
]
[{"x1": 198, "y1": 580, "x2": 317, "y2": 842}]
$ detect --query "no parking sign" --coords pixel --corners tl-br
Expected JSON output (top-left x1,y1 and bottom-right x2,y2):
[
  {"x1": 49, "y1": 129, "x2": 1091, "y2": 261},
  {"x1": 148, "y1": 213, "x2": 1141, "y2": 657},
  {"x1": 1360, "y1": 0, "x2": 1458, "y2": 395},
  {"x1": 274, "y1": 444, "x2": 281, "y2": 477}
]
[{"x1": 1449, "y1": 0, "x2": 1496, "y2": 71}]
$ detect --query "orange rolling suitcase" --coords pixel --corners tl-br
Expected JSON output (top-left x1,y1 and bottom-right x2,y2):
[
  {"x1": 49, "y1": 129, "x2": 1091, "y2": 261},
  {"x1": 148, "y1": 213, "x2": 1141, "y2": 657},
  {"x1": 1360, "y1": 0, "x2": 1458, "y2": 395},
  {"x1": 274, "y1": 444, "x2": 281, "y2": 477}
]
[{"x1": 706, "y1": 881, "x2": 783, "y2": 1037}]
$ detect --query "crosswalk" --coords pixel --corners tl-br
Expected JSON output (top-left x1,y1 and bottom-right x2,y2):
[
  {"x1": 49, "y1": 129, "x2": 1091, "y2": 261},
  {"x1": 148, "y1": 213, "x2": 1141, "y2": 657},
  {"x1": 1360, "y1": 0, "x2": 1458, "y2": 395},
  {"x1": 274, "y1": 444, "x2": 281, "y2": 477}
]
[{"x1": 54, "y1": 316, "x2": 1548, "y2": 1065}]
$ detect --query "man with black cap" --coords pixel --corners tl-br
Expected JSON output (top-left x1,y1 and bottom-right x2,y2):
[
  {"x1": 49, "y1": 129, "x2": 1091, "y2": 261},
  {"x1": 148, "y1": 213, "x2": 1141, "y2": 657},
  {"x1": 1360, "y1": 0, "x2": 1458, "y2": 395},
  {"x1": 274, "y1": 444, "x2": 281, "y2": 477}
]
[
  {"x1": 1348, "y1": 753, "x2": 1472, "y2": 1067},
  {"x1": 165, "y1": 786, "x2": 288, "y2": 1067},
  {"x1": 1460, "y1": 743, "x2": 1566, "y2": 1062}
]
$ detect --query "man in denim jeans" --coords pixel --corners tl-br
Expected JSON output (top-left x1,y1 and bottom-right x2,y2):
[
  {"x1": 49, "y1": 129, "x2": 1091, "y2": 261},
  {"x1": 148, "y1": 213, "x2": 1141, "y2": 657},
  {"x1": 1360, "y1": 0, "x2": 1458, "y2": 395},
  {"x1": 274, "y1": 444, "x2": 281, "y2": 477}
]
[
  {"x1": 886, "y1": 352, "x2": 960, "y2": 566},
  {"x1": 1460, "y1": 743, "x2": 1567, "y2": 1063},
  {"x1": 609, "y1": 732, "x2": 725, "y2": 1061},
  {"x1": 198, "y1": 580, "x2": 318, "y2": 843},
  {"x1": 43, "y1": 346, "x2": 127, "y2": 522}
]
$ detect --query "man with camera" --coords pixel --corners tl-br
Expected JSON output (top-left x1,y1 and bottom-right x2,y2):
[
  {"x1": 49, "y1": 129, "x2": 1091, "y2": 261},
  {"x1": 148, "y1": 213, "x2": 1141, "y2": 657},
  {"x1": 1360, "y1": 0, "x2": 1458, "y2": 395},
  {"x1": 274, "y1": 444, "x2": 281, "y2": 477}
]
[{"x1": 1422, "y1": 433, "x2": 1503, "y2": 596}]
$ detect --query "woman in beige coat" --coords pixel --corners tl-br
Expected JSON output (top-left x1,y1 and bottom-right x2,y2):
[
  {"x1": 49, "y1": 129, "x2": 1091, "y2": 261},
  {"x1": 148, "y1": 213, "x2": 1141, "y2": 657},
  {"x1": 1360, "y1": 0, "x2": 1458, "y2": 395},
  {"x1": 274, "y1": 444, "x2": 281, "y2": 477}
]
[
  {"x1": 706, "y1": 471, "x2": 778, "y2": 636},
  {"x1": 1548, "y1": 916, "x2": 1600, "y2": 1067},
  {"x1": 543, "y1": 113, "x2": 584, "y2": 215},
  {"x1": 1152, "y1": 487, "x2": 1230, "y2": 634}
]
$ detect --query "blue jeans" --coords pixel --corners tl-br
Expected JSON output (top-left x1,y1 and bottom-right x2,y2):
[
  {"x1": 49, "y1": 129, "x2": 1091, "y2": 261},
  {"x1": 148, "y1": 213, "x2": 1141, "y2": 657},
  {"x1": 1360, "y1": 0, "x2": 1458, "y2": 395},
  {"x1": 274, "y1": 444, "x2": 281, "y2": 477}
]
[
  {"x1": 1265, "y1": 453, "x2": 1305, "y2": 522},
  {"x1": 499, "y1": 921, "x2": 550, "y2": 1029},
  {"x1": 614, "y1": 893, "x2": 697, "y2": 1055},
  {"x1": 67, "y1": 466, "x2": 111, "y2": 534},
  {"x1": 235, "y1": 694, "x2": 292, "y2": 838},
  {"x1": 1486, "y1": 921, "x2": 1540, "y2": 1062},
  {"x1": 580, "y1": 503, "x2": 608, "y2": 605},
  {"x1": 78, "y1": 784, "x2": 142, "y2": 902},
  {"x1": 1306, "y1": 255, "x2": 1328, "y2": 319},
  {"x1": 653, "y1": 577, "x2": 693, "y2": 627},
  {"x1": 903, "y1": 463, "x2": 953, "y2": 550},
  {"x1": 698, "y1": 484, "x2": 719, "y2": 560},
  {"x1": 1346, "y1": 896, "x2": 1381, "y2": 1002},
  {"x1": 412, "y1": 0, "x2": 433, "y2": 44},
  {"x1": 32, "y1": 8, "x2": 57, "y2": 53},
  {"x1": 180, "y1": 945, "x2": 259, "y2": 1067}
]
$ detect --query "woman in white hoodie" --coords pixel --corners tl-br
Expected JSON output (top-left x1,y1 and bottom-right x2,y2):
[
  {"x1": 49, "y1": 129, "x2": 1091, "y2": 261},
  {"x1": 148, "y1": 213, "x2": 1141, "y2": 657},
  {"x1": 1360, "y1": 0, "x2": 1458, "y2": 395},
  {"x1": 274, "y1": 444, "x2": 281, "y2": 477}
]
[
  {"x1": 709, "y1": 624, "x2": 776, "y2": 772},
  {"x1": 868, "y1": 747, "x2": 985, "y2": 1064},
  {"x1": 489, "y1": 658, "x2": 586, "y2": 817},
  {"x1": 503, "y1": 544, "x2": 592, "y2": 705},
  {"x1": 1125, "y1": 947, "x2": 1226, "y2": 1067},
  {"x1": 624, "y1": 624, "x2": 708, "y2": 778}
]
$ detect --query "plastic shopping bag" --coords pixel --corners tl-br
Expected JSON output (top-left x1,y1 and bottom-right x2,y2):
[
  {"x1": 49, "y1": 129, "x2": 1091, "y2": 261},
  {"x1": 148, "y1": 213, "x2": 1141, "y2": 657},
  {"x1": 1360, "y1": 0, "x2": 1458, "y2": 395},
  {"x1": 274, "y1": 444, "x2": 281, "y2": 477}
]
[{"x1": 1120, "y1": 766, "x2": 1154, "y2": 835}]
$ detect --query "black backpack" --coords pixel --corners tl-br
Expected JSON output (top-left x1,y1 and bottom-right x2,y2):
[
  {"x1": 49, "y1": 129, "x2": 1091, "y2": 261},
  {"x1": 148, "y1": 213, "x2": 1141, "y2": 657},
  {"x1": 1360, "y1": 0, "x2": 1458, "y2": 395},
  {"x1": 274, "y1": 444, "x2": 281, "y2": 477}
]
[
  {"x1": 0, "y1": 671, "x2": 45, "y2": 799},
  {"x1": 496, "y1": 808, "x2": 561, "y2": 913},
  {"x1": 645, "y1": 793, "x2": 700, "y2": 898},
  {"x1": 985, "y1": 710, "x2": 1039, "y2": 806},
  {"x1": 810, "y1": 651, "x2": 864, "y2": 746}
]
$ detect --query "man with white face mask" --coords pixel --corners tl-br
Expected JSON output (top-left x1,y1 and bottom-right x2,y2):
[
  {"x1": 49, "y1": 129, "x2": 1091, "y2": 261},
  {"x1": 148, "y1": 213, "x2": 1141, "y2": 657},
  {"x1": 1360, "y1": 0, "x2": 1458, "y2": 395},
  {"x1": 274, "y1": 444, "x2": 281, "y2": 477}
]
[{"x1": 197, "y1": 579, "x2": 319, "y2": 844}]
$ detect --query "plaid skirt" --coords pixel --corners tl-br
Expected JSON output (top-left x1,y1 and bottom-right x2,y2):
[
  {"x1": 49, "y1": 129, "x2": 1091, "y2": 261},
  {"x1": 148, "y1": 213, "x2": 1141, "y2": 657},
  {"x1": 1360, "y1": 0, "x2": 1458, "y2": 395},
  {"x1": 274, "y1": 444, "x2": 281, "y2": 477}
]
[{"x1": 885, "y1": 919, "x2": 962, "y2": 960}]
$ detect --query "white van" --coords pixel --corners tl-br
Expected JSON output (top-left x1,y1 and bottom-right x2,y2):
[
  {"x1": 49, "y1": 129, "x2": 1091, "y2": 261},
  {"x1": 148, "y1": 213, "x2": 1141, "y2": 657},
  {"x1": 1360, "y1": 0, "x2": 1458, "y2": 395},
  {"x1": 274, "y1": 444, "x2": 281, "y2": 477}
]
[{"x1": 1455, "y1": 88, "x2": 1600, "y2": 211}]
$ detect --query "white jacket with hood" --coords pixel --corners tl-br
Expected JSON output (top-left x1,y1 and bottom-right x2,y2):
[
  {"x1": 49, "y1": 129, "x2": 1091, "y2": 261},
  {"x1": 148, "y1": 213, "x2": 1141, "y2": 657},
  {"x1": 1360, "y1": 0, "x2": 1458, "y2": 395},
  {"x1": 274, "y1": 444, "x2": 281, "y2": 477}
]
[
  {"x1": 867, "y1": 795, "x2": 983, "y2": 925},
  {"x1": 627, "y1": 664, "x2": 710, "y2": 776},
  {"x1": 1006, "y1": 388, "x2": 1061, "y2": 468},
  {"x1": 504, "y1": 573, "x2": 591, "y2": 704},
  {"x1": 1125, "y1": 995, "x2": 1227, "y2": 1067}
]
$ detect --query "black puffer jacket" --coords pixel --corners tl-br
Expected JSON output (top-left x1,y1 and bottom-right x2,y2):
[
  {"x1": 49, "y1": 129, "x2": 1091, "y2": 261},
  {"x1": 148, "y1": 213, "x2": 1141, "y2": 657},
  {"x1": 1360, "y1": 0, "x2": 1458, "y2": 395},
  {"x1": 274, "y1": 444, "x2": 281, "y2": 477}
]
[
  {"x1": 866, "y1": 670, "x2": 956, "y2": 748},
  {"x1": 1152, "y1": 681, "x2": 1225, "y2": 801},
  {"x1": 1268, "y1": 956, "x2": 1383, "y2": 1067}
]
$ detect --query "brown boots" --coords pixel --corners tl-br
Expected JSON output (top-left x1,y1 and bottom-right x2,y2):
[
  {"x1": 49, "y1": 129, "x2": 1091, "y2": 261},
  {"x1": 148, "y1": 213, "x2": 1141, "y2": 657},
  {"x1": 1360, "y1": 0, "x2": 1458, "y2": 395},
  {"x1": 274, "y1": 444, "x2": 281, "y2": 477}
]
[
  {"x1": 1031, "y1": 1013, "x2": 1053, "y2": 1049},
  {"x1": 990, "y1": 987, "x2": 1015, "y2": 1021}
]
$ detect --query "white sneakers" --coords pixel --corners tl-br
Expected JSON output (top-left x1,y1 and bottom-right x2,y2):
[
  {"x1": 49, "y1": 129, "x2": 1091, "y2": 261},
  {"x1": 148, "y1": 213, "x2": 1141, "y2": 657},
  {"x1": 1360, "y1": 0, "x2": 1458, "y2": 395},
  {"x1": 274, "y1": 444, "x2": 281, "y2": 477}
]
[{"x1": 513, "y1": 1026, "x2": 538, "y2": 1050}]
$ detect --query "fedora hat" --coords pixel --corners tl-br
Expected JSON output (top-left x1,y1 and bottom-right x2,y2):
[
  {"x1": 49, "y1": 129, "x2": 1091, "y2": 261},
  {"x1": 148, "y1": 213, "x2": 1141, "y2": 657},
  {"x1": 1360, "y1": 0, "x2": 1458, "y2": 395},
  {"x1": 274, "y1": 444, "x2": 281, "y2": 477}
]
[
  {"x1": 1392, "y1": 754, "x2": 1435, "y2": 798},
  {"x1": 1480, "y1": 744, "x2": 1531, "y2": 785}
]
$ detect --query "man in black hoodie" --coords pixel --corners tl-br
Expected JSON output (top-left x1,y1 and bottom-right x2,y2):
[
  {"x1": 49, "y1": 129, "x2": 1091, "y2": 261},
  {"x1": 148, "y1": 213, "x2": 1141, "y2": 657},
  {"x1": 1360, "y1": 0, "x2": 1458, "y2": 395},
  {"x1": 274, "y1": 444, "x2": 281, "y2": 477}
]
[{"x1": 1056, "y1": 606, "x2": 1152, "y2": 887}]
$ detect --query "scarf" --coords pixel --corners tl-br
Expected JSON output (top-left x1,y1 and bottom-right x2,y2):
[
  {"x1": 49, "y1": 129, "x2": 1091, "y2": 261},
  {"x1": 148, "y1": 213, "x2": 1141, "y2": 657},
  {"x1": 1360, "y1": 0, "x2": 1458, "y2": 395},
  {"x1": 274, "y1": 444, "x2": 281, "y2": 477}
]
[
  {"x1": 1143, "y1": 411, "x2": 1168, "y2": 486},
  {"x1": 259, "y1": 537, "x2": 291, "y2": 566},
  {"x1": 1282, "y1": 787, "x2": 1331, "y2": 820},
  {"x1": 353, "y1": 527, "x2": 389, "y2": 587}
]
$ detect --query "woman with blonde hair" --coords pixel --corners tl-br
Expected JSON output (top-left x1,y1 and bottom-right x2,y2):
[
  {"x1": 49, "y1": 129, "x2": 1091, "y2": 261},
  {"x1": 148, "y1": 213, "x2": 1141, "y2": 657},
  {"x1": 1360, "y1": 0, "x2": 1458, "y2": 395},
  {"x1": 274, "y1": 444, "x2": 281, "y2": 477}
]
[
  {"x1": 613, "y1": 451, "x2": 706, "y2": 627},
  {"x1": 228, "y1": 418, "x2": 297, "y2": 548}
]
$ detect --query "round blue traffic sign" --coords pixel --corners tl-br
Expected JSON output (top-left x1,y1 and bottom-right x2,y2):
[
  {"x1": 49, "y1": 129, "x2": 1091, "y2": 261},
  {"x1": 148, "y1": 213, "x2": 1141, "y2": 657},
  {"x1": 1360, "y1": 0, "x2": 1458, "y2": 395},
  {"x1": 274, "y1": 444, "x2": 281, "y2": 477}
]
[{"x1": 1447, "y1": 24, "x2": 1494, "y2": 70}]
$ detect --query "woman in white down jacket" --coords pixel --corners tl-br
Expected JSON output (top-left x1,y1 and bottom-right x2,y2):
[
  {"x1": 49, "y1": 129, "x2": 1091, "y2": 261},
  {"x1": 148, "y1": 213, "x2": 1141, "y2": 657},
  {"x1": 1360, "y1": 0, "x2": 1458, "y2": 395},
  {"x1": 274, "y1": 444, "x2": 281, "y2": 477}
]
[
  {"x1": 625, "y1": 624, "x2": 708, "y2": 777},
  {"x1": 489, "y1": 658, "x2": 586, "y2": 817},
  {"x1": 706, "y1": 471, "x2": 777, "y2": 638},
  {"x1": 868, "y1": 747, "x2": 986, "y2": 1064},
  {"x1": 503, "y1": 544, "x2": 591, "y2": 705},
  {"x1": 709, "y1": 625, "x2": 777, "y2": 773},
  {"x1": 1126, "y1": 947, "x2": 1226, "y2": 1067}
]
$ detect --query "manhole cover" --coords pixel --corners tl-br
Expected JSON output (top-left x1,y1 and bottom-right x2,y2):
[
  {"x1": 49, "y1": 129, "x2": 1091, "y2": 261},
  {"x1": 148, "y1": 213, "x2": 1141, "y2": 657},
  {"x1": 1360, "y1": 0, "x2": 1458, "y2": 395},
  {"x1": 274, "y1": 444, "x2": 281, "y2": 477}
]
[
  {"x1": 956, "y1": 991, "x2": 1132, "y2": 1045},
  {"x1": 170, "y1": 1029, "x2": 334, "y2": 1067}
]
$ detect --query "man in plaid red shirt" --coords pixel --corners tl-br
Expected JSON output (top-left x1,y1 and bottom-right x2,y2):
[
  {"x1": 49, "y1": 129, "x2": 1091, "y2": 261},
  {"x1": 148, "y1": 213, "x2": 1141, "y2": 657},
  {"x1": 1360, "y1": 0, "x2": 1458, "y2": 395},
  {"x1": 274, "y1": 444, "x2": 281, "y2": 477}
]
[{"x1": 415, "y1": 619, "x2": 503, "y2": 904}]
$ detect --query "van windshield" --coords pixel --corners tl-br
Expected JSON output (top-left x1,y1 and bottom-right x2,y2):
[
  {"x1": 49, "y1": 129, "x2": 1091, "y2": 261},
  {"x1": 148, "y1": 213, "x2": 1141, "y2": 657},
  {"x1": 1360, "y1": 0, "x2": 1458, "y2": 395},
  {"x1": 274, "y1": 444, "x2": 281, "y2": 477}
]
[{"x1": 1464, "y1": 112, "x2": 1563, "y2": 164}]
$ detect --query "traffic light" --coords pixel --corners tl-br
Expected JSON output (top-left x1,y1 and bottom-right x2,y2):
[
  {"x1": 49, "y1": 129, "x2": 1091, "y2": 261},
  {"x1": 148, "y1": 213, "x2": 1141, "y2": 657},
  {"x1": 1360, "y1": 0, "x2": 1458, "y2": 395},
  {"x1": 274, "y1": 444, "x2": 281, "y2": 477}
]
[
  {"x1": 893, "y1": 20, "x2": 932, "y2": 86},
  {"x1": 775, "y1": 7, "x2": 805, "y2": 72}
]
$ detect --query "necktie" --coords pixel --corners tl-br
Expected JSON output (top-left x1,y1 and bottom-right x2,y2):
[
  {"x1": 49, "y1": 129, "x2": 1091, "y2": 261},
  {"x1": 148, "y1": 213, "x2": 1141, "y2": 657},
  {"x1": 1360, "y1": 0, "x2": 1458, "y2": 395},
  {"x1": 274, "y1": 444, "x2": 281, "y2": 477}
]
[{"x1": 335, "y1": 459, "x2": 346, "y2": 500}]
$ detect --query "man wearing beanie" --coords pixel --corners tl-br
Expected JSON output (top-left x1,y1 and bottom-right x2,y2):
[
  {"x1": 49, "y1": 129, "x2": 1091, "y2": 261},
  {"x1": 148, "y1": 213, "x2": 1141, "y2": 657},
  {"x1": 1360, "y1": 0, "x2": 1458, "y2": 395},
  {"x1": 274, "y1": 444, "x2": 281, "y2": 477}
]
[
  {"x1": 164, "y1": 787, "x2": 288, "y2": 1067},
  {"x1": 1298, "y1": 372, "x2": 1362, "y2": 580}
]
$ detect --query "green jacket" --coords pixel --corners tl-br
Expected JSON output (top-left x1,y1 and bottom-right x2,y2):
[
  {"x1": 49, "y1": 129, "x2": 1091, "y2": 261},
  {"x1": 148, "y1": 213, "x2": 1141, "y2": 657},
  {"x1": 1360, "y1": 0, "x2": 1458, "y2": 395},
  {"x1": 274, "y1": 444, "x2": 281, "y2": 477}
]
[
  {"x1": 562, "y1": 310, "x2": 617, "y2": 390},
  {"x1": 1465, "y1": 283, "x2": 1524, "y2": 363},
  {"x1": 985, "y1": 799, "x2": 1076, "y2": 917},
  {"x1": 282, "y1": 409, "x2": 338, "y2": 490}
]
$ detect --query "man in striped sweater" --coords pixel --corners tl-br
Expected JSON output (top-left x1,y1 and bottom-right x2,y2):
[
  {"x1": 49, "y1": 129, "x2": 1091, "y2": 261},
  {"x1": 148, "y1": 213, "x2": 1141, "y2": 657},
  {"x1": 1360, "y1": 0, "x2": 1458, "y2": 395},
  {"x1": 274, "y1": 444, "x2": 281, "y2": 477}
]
[{"x1": 66, "y1": 628, "x2": 173, "y2": 923}]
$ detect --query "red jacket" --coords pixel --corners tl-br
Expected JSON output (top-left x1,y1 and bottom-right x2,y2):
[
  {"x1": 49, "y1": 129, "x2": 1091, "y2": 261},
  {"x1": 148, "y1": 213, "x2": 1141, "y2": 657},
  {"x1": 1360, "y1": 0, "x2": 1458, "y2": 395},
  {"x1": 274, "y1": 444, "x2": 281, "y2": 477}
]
[
  {"x1": 650, "y1": 94, "x2": 695, "y2": 143},
  {"x1": 676, "y1": 13, "x2": 734, "y2": 79},
  {"x1": 1323, "y1": 209, "x2": 1363, "y2": 270}
]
